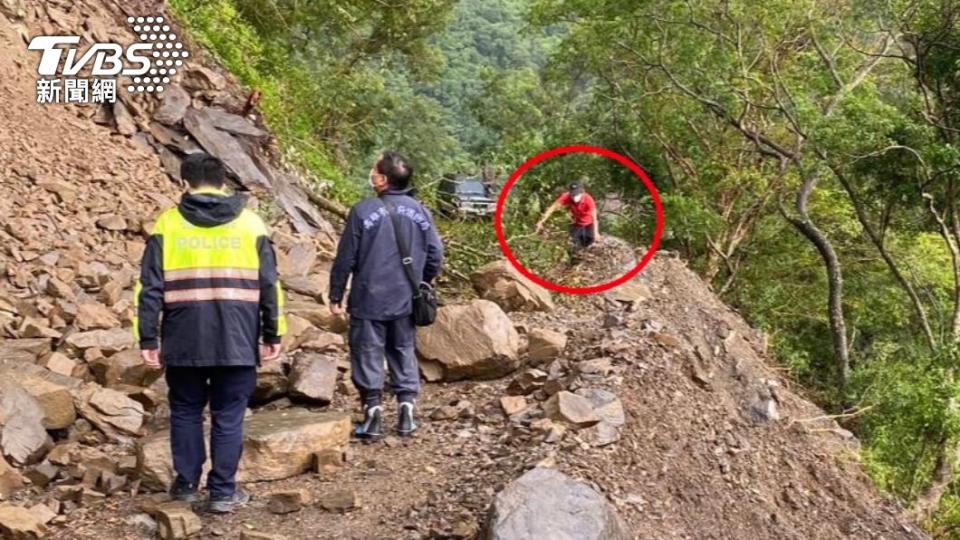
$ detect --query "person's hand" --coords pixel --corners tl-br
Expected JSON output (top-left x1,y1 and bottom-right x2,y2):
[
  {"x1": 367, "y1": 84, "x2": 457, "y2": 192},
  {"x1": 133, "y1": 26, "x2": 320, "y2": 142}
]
[
  {"x1": 330, "y1": 303, "x2": 344, "y2": 316},
  {"x1": 260, "y1": 343, "x2": 282, "y2": 361},
  {"x1": 141, "y1": 348, "x2": 162, "y2": 370},
  {"x1": 534, "y1": 222, "x2": 543, "y2": 234},
  {"x1": 595, "y1": 233, "x2": 602, "y2": 242}
]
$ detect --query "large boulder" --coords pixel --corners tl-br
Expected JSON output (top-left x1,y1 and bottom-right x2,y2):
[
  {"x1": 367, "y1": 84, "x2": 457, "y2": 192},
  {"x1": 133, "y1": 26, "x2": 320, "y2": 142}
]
[
  {"x1": 483, "y1": 467, "x2": 630, "y2": 540},
  {"x1": 0, "y1": 456, "x2": 24, "y2": 499},
  {"x1": 74, "y1": 384, "x2": 145, "y2": 438},
  {"x1": 282, "y1": 274, "x2": 327, "y2": 302},
  {"x1": 288, "y1": 354, "x2": 337, "y2": 404},
  {"x1": 74, "y1": 302, "x2": 120, "y2": 331},
  {"x1": 278, "y1": 242, "x2": 317, "y2": 278},
  {"x1": 285, "y1": 301, "x2": 348, "y2": 334},
  {"x1": 64, "y1": 328, "x2": 133, "y2": 354},
  {"x1": 0, "y1": 362, "x2": 81, "y2": 432},
  {"x1": 88, "y1": 349, "x2": 162, "y2": 388},
  {"x1": 241, "y1": 409, "x2": 350, "y2": 482},
  {"x1": 183, "y1": 108, "x2": 270, "y2": 188},
  {"x1": 152, "y1": 85, "x2": 190, "y2": 126},
  {"x1": 0, "y1": 504, "x2": 47, "y2": 539},
  {"x1": 470, "y1": 260, "x2": 553, "y2": 312},
  {"x1": 416, "y1": 300, "x2": 520, "y2": 381},
  {"x1": 17, "y1": 376, "x2": 75, "y2": 430},
  {"x1": 0, "y1": 380, "x2": 50, "y2": 465},
  {"x1": 137, "y1": 409, "x2": 350, "y2": 489},
  {"x1": 253, "y1": 359, "x2": 288, "y2": 403},
  {"x1": 0, "y1": 339, "x2": 49, "y2": 364}
]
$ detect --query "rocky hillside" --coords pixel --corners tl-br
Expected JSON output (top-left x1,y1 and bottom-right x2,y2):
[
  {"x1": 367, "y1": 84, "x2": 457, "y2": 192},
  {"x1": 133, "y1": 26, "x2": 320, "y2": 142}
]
[{"x1": 0, "y1": 0, "x2": 929, "y2": 539}]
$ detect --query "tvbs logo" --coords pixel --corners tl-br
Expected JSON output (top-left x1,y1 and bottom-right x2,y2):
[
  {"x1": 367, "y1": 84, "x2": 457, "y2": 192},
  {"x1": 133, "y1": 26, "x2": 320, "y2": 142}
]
[{"x1": 28, "y1": 15, "x2": 187, "y2": 104}]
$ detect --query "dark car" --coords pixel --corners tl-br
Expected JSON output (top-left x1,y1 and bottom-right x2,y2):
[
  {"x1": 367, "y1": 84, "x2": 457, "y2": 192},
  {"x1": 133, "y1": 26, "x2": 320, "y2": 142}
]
[{"x1": 437, "y1": 174, "x2": 497, "y2": 218}]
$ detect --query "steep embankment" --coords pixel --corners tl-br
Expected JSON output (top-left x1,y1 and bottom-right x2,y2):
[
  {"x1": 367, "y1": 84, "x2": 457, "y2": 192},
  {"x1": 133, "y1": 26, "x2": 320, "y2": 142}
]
[{"x1": 0, "y1": 1, "x2": 927, "y2": 539}]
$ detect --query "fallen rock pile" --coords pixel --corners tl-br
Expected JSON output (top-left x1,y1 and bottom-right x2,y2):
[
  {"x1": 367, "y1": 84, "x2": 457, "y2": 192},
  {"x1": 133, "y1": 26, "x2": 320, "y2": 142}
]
[{"x1": 0, "y1": 1, "x2": 354, "y2": 534}]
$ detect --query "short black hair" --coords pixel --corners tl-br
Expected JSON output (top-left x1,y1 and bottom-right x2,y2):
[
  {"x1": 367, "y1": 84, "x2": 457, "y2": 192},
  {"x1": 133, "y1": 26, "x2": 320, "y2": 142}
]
[
  {"x1": 376, "y1": 151, "x2": 413, "y2": 189},
  {"x1": 180, "y1": 152, "x2": 226, "y2": 188}
]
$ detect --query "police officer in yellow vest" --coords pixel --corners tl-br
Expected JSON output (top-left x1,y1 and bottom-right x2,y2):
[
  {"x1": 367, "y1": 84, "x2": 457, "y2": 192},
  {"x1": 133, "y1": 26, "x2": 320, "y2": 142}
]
[{"x1": 135, "y1": 153, "x2": 286, "y2": 513}]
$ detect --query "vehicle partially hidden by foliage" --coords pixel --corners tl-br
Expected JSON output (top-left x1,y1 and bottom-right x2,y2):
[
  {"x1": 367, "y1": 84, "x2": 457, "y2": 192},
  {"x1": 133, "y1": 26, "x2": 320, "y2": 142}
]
[{"x1": 437, "y1": 174, "x2": 497, "y2": 218}]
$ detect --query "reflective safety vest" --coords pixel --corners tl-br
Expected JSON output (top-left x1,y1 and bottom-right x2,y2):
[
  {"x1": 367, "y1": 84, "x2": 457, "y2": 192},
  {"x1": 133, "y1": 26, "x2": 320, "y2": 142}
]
[{"x1": 134, "y1": 197, "x2": 286, "y2": 367}]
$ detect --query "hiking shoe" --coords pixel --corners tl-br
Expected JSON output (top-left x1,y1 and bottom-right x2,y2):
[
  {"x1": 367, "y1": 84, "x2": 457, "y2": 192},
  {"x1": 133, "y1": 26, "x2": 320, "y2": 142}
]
[
  {"x1": 397, "y1": 401, "x2": 418, "y2": 437},
  {"x1": 169, "y1": 481, "x2": 199, "y2": 503},
  {"x1": 208, "y1": 489, "x2": 251, "y2": 514},
  {"x1": 353, "y1": 405, "x2": 384, "y2": 441}
]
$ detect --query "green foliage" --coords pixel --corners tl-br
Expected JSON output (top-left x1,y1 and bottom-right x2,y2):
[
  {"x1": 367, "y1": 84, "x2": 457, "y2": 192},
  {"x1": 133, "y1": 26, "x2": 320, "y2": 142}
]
[
  {"x1": 169, "y1": 0, "x2": 347, "y2": 193},
  {"x1": 856, "y1": 344, "x2": 960, "y2": 501},
  {"x1": 169, "y1": 0, "x2": 458, "y2": 202},
  {"x1": 170, "y1": 0, "x2": 960, "y2": 531}
]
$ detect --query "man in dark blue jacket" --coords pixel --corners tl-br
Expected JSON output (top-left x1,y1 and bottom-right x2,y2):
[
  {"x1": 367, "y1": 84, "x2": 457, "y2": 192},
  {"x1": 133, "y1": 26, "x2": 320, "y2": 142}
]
[
  {"x1": 135, "y1": 153, "x2": 285, "y2": 512},
  {"x1": 329, "y1": 151, "x2": 444, "y2": 440}
]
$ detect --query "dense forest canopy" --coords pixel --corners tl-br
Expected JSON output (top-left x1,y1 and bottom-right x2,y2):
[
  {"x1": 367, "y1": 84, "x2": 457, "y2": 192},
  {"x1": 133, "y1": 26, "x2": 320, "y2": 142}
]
[{"x1": 170, "y1": 0, "x2": 960, "y2": 533}]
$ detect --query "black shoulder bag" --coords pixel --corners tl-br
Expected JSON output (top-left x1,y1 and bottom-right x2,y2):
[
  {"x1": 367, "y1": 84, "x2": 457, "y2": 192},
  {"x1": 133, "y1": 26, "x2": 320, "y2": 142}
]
[{"x1": 381, "y1": 200, "x2": 438, "y2": 326}]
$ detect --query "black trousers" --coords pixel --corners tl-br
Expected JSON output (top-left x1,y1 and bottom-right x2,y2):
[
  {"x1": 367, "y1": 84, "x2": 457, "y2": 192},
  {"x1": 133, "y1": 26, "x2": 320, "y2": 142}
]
[
  {"x1": 348, "y1": 316, "x2": 420, "y2": 407},
  {"x1": 569, "y1": 224, "x2": 596, "y2": 248},
  {"x1": 165, "y1": 366, "x2": 257, "y2": 498}
]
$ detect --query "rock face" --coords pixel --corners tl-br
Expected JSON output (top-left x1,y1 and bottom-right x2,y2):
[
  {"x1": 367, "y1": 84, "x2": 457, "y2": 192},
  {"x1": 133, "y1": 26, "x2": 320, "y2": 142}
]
[
  {"x1": 483, "y1": 467, "x2": 630, "y2": 540},
  {"x1": 470, "y1": 260, "x2": 554, "y2": 312},
  {"x1": 288, "y1": 354, "x2": 337, "y2": 404},
  {"x1": 0, "y1": 380, "x2": 50, "y2": 465},
  {"x1": 137, "y1": 409, "x2": 350, "y2": 488},
  {"x1": 527, "y1": 329, "x2": 567, "y2": 365},
  {"x1": 416, "y1": 300, "x2": 520, "y2": 381}
]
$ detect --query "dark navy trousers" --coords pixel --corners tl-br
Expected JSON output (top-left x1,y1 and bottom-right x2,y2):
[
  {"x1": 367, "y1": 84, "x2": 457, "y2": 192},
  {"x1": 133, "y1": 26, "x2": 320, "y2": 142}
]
[
  {"x1": 165, "y1": 366, "x2": 256, "y2": 498},
  {"x1": 348, "y1": 316, "x2": 420, "y2": 407}
]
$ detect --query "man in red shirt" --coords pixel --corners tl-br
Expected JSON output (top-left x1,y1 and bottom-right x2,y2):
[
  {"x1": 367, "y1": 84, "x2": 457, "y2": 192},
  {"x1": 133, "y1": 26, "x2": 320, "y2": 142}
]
[{"x1": 535, "y1": 182, "x2": 600, "y2": 249}]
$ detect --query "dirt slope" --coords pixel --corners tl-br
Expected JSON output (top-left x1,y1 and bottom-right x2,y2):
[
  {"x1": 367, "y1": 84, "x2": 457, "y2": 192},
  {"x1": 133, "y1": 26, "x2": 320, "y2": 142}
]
[{"x1": 0, "y1": 1, "x2": 928, "y2": 539}]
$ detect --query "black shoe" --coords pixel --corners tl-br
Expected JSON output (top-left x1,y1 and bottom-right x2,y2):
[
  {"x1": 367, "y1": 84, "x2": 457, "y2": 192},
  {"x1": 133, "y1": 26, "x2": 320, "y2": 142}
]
[
  {"x1": 397, "y1": 402, "x2": 418, "y2": 437},
  {"x1": 208, "y1": 489, "x2": 251, "y2": 514},
  {"x1": 353, "y1": 405, "x2": 384, "y2": 441},
  {"x1": 169, "y1": 481, "x2": 199, "y2": 503}
]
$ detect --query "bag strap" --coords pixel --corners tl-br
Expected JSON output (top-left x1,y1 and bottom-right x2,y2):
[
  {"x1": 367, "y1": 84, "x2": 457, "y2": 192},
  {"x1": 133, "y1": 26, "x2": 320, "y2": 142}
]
[{"x1": 379, "y1": 198, "x2": 421, "y2": 298}]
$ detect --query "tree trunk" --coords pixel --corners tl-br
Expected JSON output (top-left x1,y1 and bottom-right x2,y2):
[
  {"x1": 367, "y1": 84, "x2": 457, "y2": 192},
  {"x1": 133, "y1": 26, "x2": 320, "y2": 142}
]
[
  {"x1": 826, "y1": 158, "x2": 938, "y2": 351},
  {"x1": 780, "y1": 165, "x2": 851, "y2": 384},
  {"x1": 915, "y1": 432, "x2": 959, "y2": 518}
]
